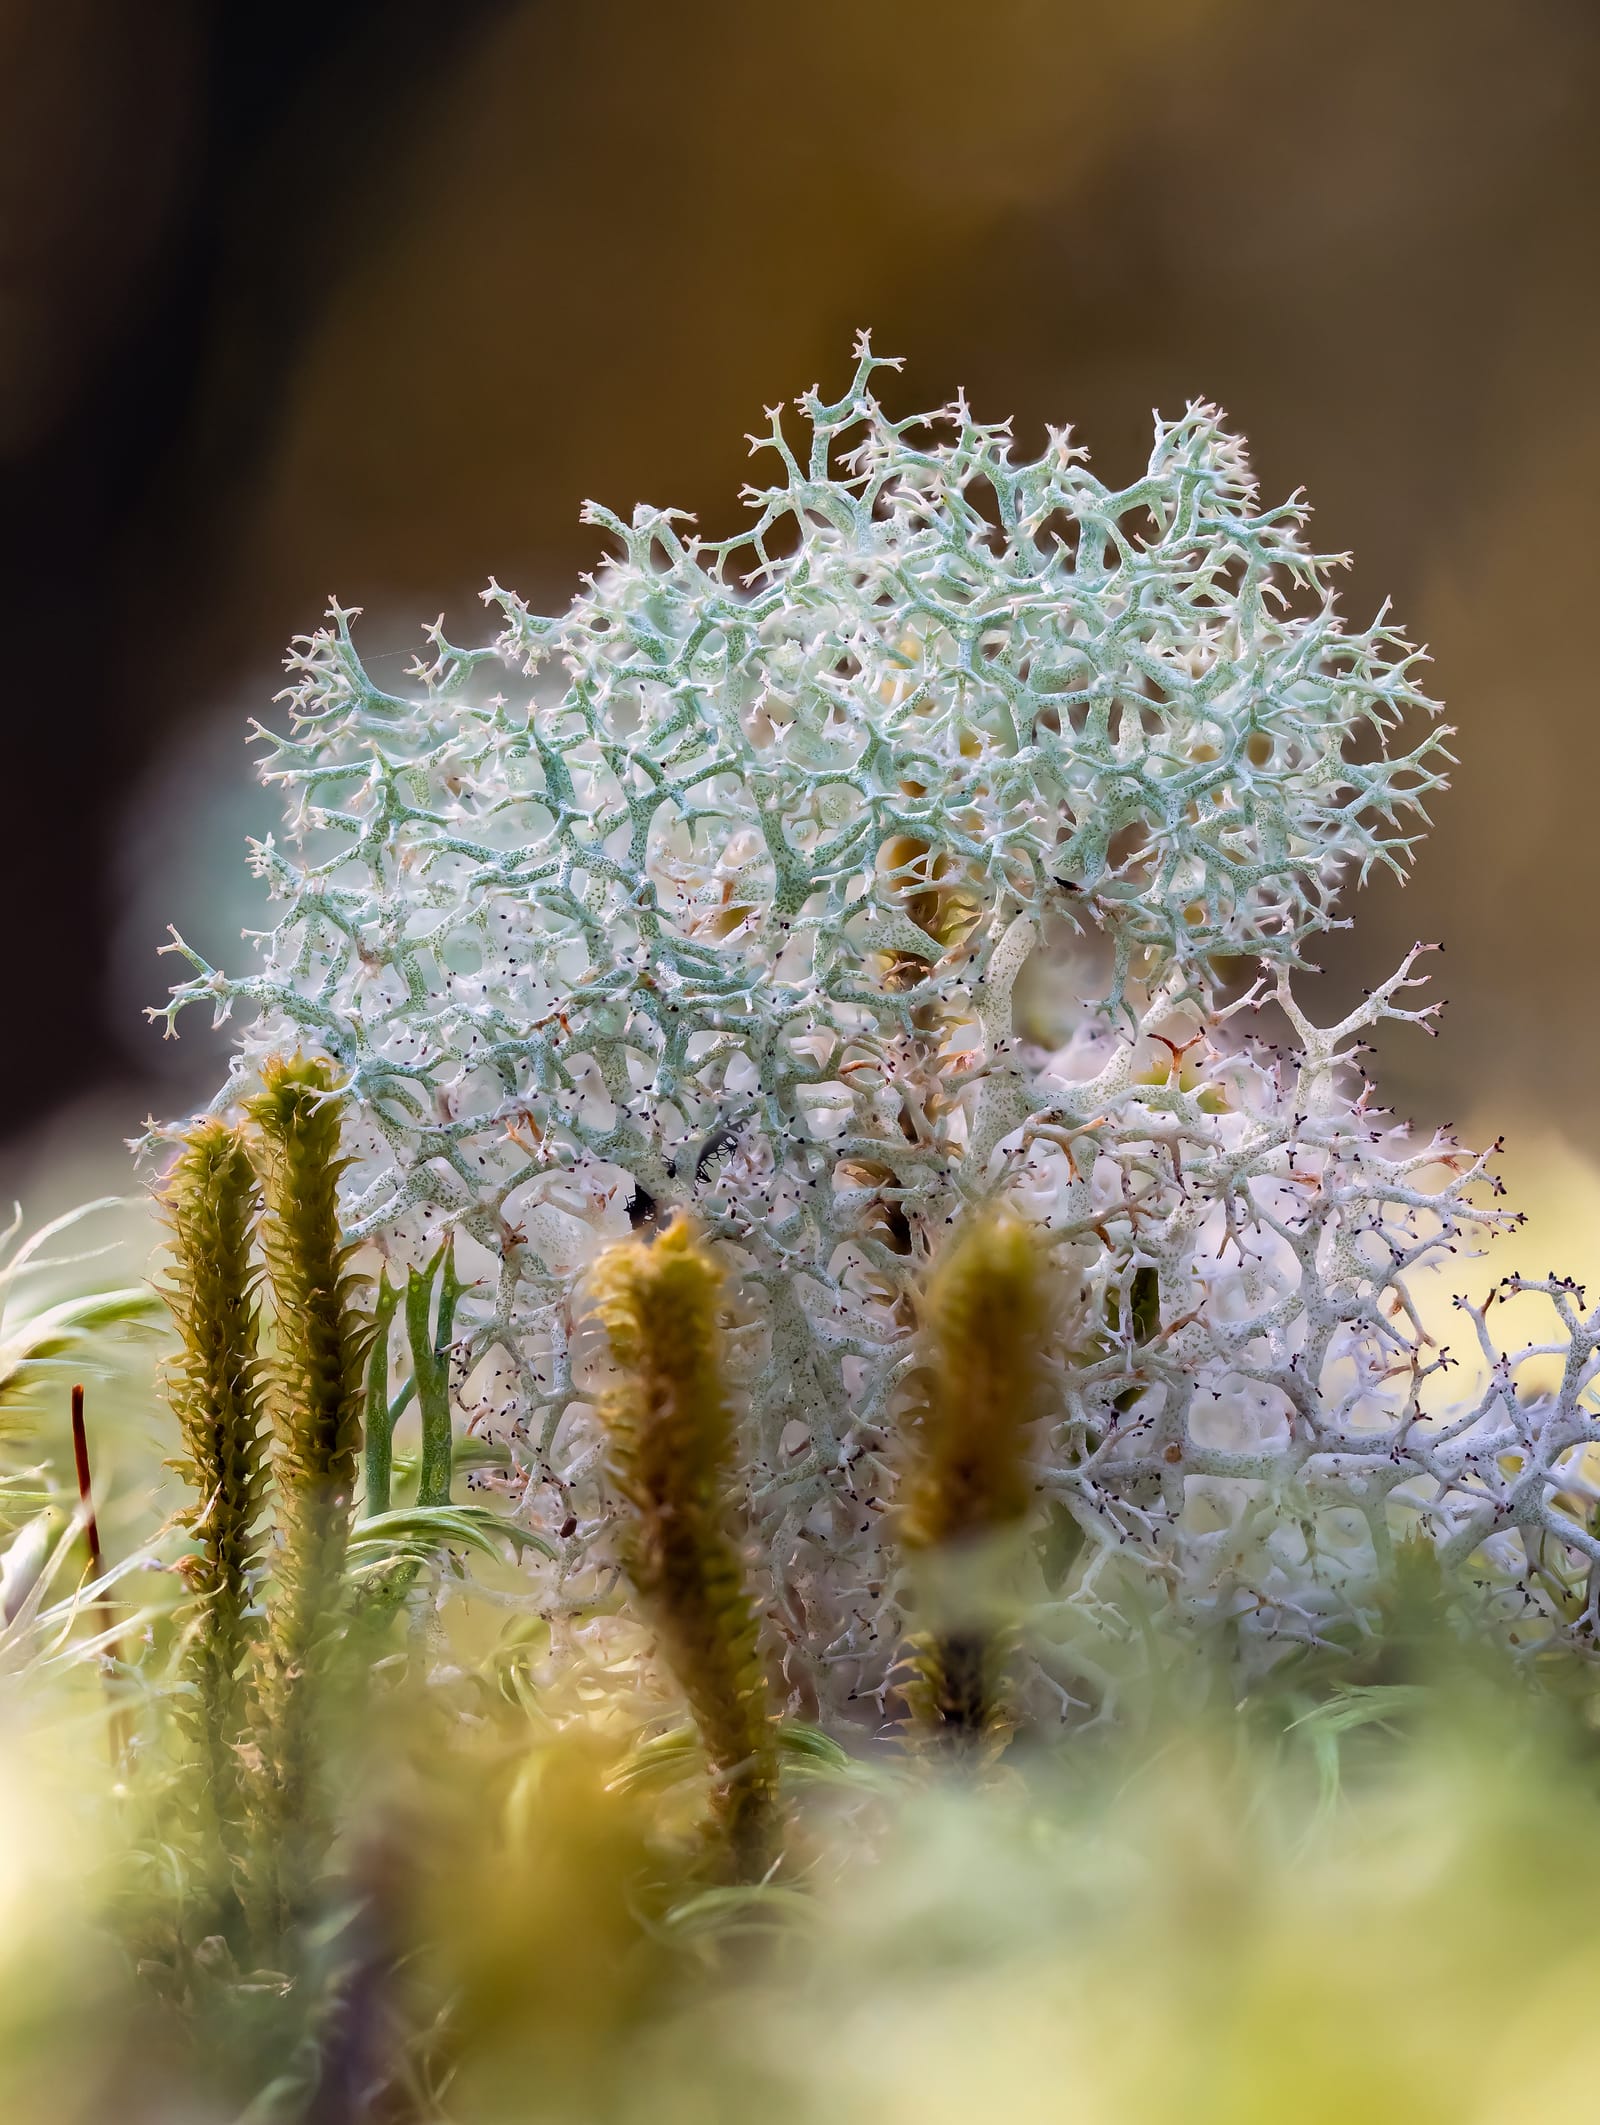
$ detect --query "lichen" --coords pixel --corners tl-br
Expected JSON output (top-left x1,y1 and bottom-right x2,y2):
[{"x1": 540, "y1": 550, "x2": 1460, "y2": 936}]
[{"x1": 156, "y1": 341, "x2": 1600, "y2": 1727}]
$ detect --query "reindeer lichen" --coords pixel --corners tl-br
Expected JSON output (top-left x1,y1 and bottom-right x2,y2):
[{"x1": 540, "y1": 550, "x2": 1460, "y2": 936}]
[{"x1": 159, "y1": 342, "x2": 1594, "y2": 1727}]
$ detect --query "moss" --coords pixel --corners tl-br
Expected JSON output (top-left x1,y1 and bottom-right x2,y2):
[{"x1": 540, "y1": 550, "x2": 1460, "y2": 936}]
[
  {"x1": 590, "y1": 1215, "x2": 780, "y2": 1880},
  {"x1": 244, "y1": 1054, "x2": 372, "y2": 1928},
  {"x1": 158, "y1": 1120, "x2": 270, "y2": 1887},
  {"x1": 900, "y1": 1210, "x2": 1052, "y2": 1744}
]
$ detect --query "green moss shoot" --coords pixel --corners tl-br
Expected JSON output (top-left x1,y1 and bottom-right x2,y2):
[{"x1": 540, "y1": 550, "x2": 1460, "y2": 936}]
[
  {"x1": 158, "y1": 1120, "x2": 269, "y2": 1878},
  {"x1": 245, "y1": 1053, "x2": 372, "y2": 1927},
  {"x1": 590, "y1": 1214, "x2": 780, "y2": 1881}
]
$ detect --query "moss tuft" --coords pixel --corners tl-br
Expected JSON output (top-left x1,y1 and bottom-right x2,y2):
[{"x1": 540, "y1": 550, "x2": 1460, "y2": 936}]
[
  {"x1": 590, "y1": 1214, "x2": 779, "y2": 1879},
  {"x1": 900, "y1": 1210, "x2": 1053, "y2": 1744},
  {"x1": 159, "y1": 1120, "x2": 270, "y2": 1881},
  {"x1": 245, "y1": 1053, "x2": 373, "y2": 1926}
]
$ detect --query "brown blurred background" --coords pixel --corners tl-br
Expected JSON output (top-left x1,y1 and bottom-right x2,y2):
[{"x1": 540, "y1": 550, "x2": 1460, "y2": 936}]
[{"x1": 2, "y1": 0, "x2": 1598, "y2": 1228}]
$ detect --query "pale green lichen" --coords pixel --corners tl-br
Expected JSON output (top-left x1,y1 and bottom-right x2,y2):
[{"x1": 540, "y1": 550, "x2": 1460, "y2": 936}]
[{"x1": 156, "y1": 343, "x2": 1600, "y2": 1727}]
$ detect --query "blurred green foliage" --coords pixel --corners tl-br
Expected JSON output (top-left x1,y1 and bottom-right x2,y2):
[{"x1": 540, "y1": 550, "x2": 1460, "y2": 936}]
[{"x1": 5, "y1": 1161, "x2": 1600, "y2": 2123}]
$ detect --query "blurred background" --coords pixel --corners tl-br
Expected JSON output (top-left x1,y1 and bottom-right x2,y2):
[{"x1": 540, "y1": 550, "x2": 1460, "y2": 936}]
[{"x1": 2, "y1": 0, "x2": 1598, "y2": 1278}]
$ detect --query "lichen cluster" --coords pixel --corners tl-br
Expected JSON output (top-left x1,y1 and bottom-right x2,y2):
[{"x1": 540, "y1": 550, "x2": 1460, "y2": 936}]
[{"x1": 156, "y1": 342, "x2": 1600, "y2": 1726}]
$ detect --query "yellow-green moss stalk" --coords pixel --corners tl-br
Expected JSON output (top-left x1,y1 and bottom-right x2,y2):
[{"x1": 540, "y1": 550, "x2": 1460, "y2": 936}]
[
  {"x1": 159, "y1": 1121, "x2": 269, "y2": 1873},
  {"x1": 899, "y1": 1210, "x2": 1052, "y2": 1747},
  {"x1": 590, "y1": 1215, "x2": 779, "y2": 1881},
  {"x1": 245, "y1": 1054, "x2": 372, "y2": 1923}
]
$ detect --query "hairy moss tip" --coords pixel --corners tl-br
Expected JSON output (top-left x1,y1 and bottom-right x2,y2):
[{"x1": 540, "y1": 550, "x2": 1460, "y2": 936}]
[
  {"x1": 591, "y1": 1213, "x2": 779, "y2": 1878},
  {"x1": 902, "y1": 1209, "x2": 1053, "y2": 1555}
]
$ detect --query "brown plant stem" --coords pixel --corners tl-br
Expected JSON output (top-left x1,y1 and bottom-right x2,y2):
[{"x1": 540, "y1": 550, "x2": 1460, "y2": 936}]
[{"x1": 71, "y1": 1383, "x2": 128, "y2": 1769}]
